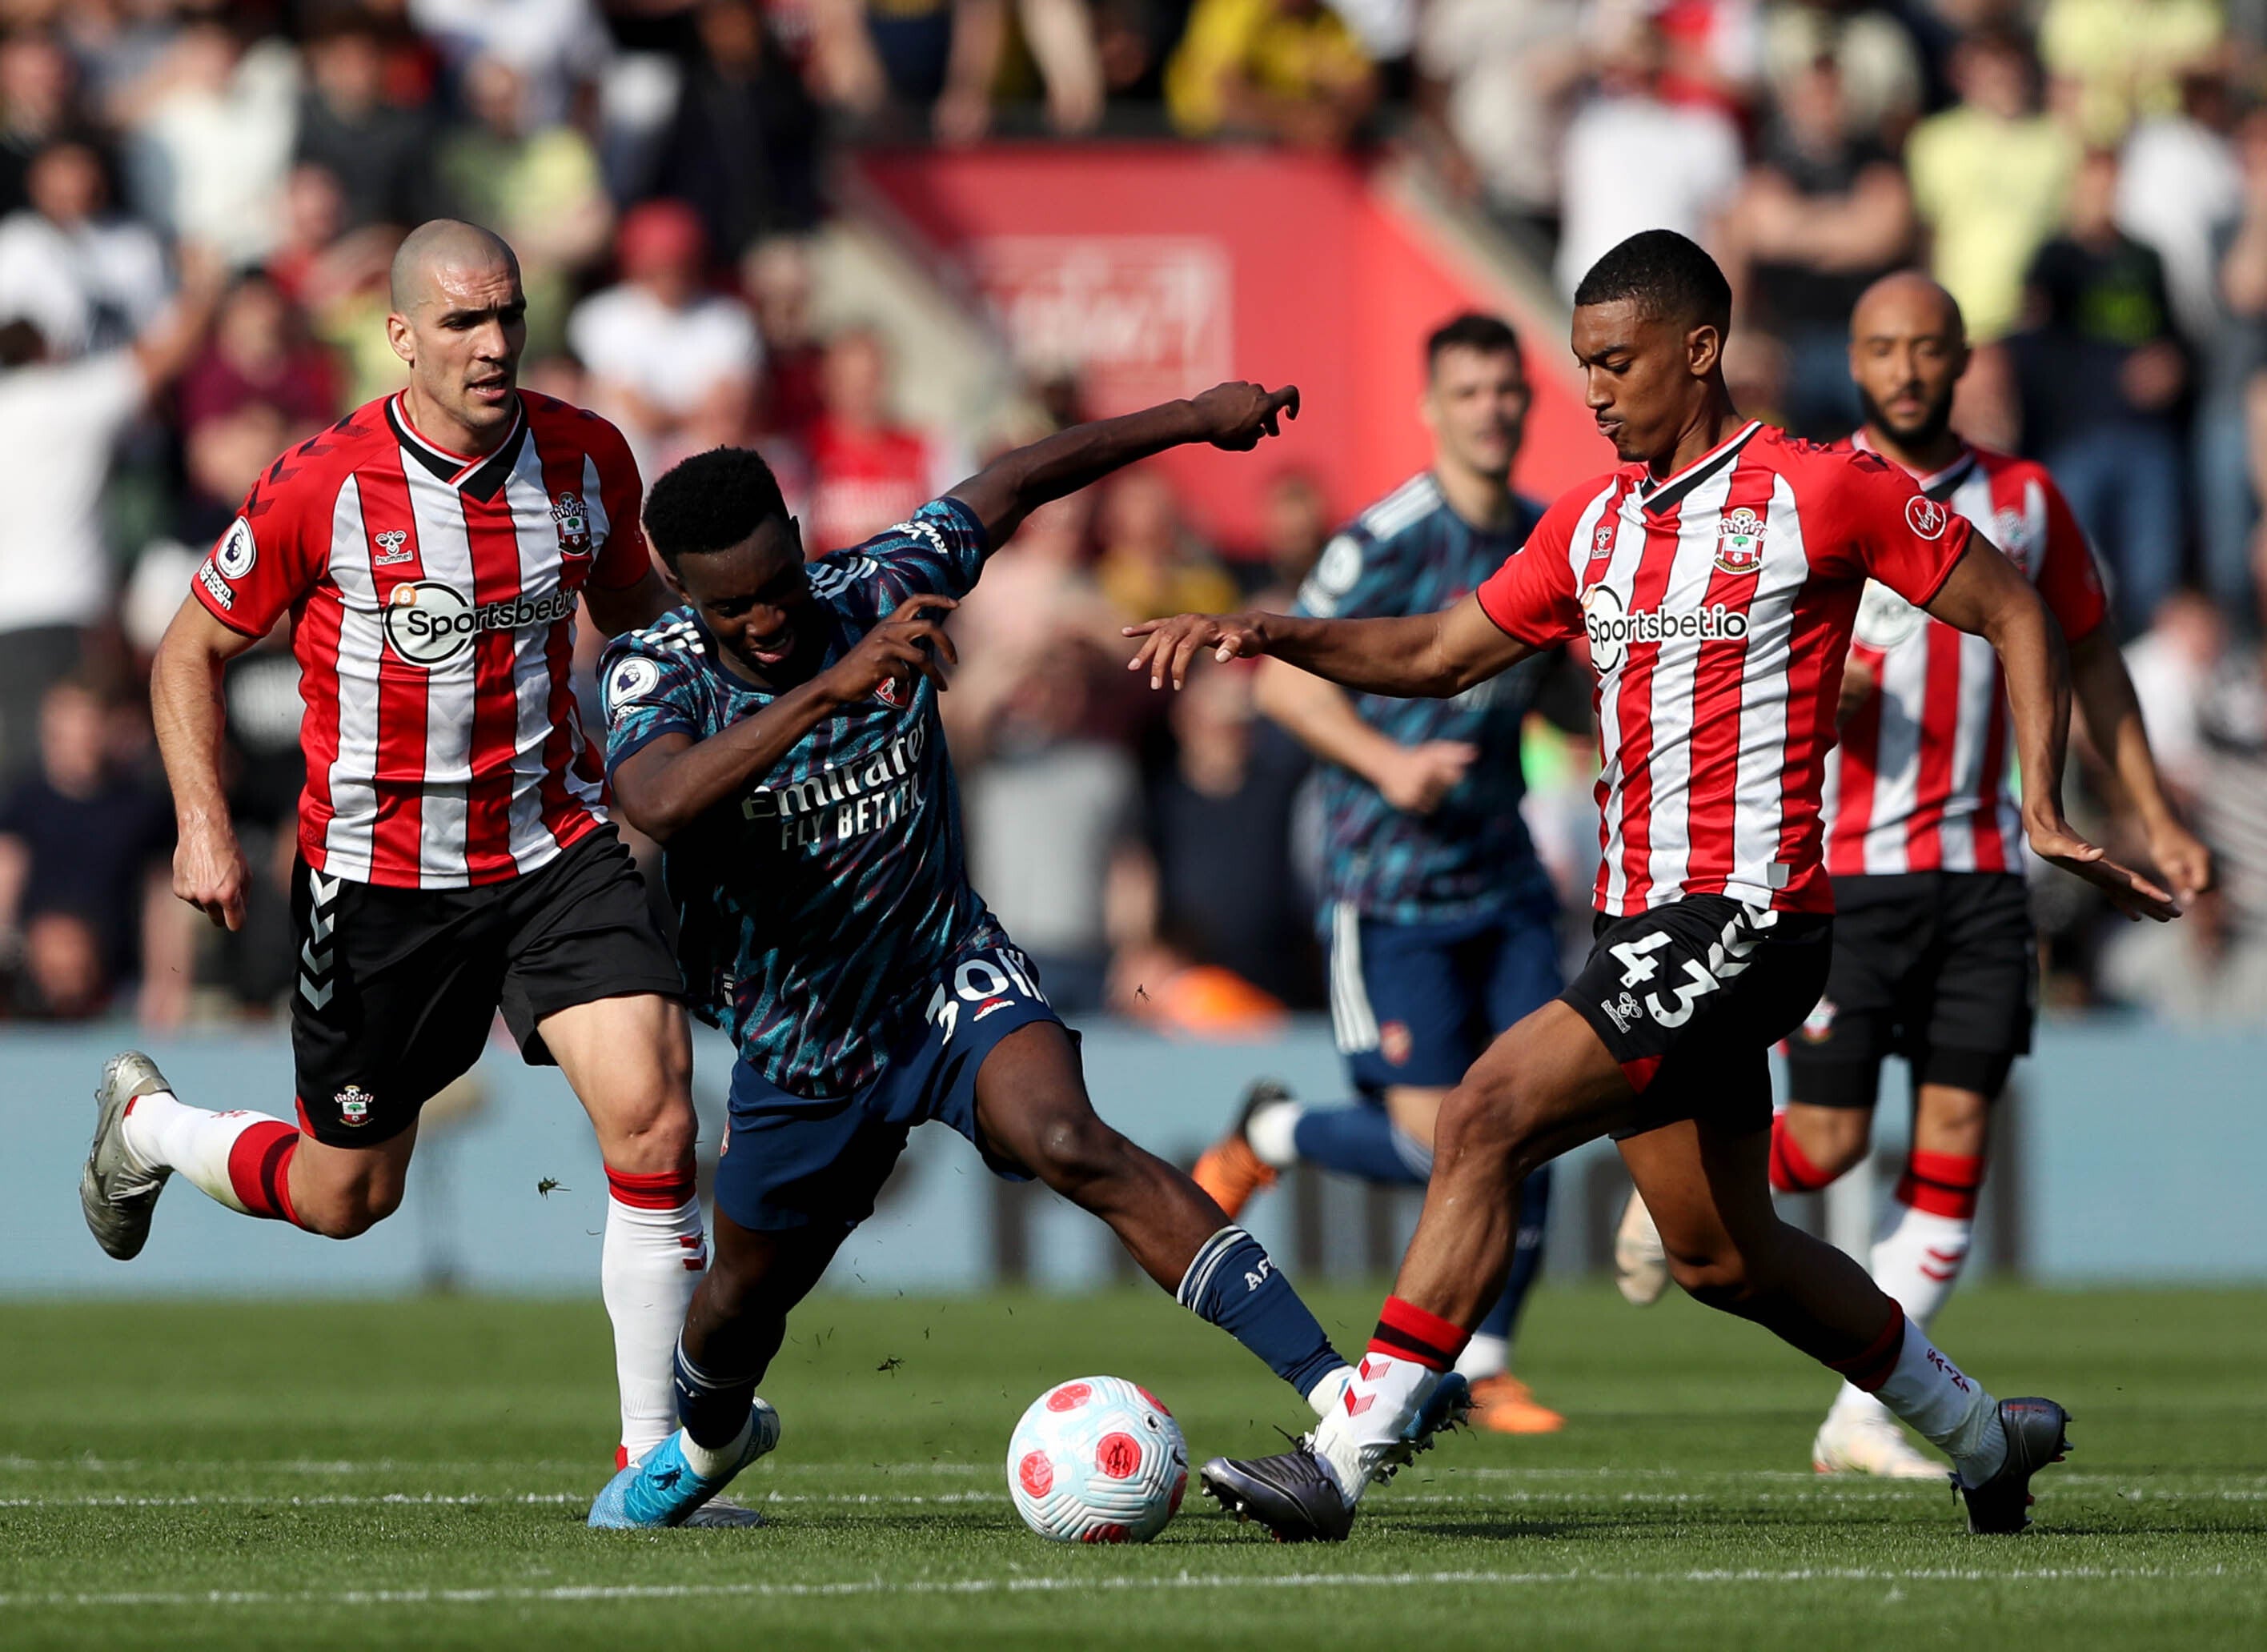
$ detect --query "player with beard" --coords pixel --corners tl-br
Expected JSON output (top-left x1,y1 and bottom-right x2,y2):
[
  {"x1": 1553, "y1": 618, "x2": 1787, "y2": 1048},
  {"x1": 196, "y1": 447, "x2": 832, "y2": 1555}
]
[
  {"x1": 78, "y1": 222, "x2": 740, "y2": 1510},
  {"x1": 1127, "y1": 231, "x2": 2181, "y2": 1542},
  {"x1": 1614, "y1": 271, "x2": 2211, "y2": 1476}
]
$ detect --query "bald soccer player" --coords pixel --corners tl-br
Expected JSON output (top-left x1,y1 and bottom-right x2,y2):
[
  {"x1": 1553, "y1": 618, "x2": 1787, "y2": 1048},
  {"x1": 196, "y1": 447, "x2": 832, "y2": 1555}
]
[
  {"x1": 1616, "y1": 271, "x2": 2210, "y2": 1476},
  {"x1": 78, "y1": 222, "x2": 744, "y2": 1514}
]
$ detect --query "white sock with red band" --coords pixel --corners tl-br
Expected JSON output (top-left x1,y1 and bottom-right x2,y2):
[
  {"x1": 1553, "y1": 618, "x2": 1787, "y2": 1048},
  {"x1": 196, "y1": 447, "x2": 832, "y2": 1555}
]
[
  {"x1": 1829, "y1": 1151, "x2": 1983, "y2": 1429},
  {"x1": 603, "y1": 1167, "x2": 707, "y2": 1465},
  {"x1": 1834, "y1": 1311, "x2": 2006, "y2": 1485},
  {"x1": 120, "y1": 1089, "x2": 304, "y2": 1225},
  {"x1": 1308, "y1": 1295, "x2": 1466, "y2": 1499}
]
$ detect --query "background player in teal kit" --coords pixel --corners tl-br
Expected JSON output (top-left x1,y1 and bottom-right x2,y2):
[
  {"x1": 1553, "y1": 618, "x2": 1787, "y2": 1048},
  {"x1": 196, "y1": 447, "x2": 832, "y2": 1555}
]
[
  {"x1": 1191, "y1": 316, "x2": 1567, "y2": 1436},
  {"x1": 585, "y1": 383, "x2": 1459, "y2": 1527}
]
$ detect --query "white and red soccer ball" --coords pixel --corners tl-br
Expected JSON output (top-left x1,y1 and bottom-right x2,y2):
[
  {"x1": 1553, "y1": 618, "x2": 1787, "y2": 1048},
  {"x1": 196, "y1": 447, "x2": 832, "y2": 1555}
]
[{"x1": 1006, "y1": 1375, "x2": 1188, "y2": 1543}]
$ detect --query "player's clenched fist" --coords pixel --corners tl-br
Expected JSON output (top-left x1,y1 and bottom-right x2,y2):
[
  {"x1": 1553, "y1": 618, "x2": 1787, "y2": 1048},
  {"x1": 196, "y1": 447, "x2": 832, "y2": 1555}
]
[
  {"x1": 819, "y1": 594, "x2": 960, "y2": 706},
  {"x1": 1123, "y1": 611, "x2": 1270, "y2": 690},
  {"x1": 173, "y1": 817, "x2": 250, "y2": 932},
  {"x1": 1187, "y1": 382, "x2": 1299, "y2": 451}
]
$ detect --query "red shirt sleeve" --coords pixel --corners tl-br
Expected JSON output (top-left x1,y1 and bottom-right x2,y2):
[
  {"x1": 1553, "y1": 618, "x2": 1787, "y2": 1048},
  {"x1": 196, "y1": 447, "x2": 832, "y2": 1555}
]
[
  {"x1": 1813, "y1": 447, "x2": 1972, "y2": 607},
  {"x1": 586, "y1": 417, "x2": 652, "y2": 591},
  {"x1": 188, "y1": 471, "x2": 327, "y2": 638},
  {"x1": 2032, "y1": 475, "x2": 2109, "y2": 644},
  {"x1": 1475, "y1": 485, "x2": 1590, "y2": 647}
]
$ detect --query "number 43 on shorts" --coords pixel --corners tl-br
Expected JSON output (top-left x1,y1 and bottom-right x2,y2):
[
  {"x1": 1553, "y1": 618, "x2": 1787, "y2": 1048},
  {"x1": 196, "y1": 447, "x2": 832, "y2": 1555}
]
[
  {"x1": 924, "y1": 947, "x2": 1048, "y2": 1042},
  {"x1": 1611, "y1": 913, "x2": 1768, "y2": 1029}
]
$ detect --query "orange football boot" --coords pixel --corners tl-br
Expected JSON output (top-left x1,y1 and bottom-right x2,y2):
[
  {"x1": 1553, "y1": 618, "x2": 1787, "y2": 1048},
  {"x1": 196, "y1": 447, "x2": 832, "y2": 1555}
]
[
  {"x1": 1190, "y1": 1080, "x2": 1290, "y2": 1220},
  {"x1": 1467, "y1": 1373, "x2": 1564, "y2": 1434}
]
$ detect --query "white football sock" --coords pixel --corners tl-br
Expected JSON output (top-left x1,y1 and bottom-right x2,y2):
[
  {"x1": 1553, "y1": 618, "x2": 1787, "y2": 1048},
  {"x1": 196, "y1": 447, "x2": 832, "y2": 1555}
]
[
  {"x1": 1246, "y1": 1100, "x2": 1303, "y2": 1169},
  {"x1": 119, "y1": 1089, "x2": 287, "y2": 1215},
  {"x1": 1453, "y1": 1332, "x2": 1509, "y2": 1382},
  {"x1": 1308, "y1": 1353, "x2": 1437, "y2": 1501},
  {"x1": 1872, "y1": 1199, "x2": 1972, "y2": 1329},
  {"x1": 1305, "y1": 1361, "x2": 1354, "y2": 1418},
  {"x1": 677, "y1": 1413, "x2": 752, "y2": 1480},
  {"x1": 1869, "y1": 1317, "x2": 2005, "y2": 1485},
  {"x1": 1829, "y1": 1198, "x2": 1977, "y2": 1426},
  {"x1": 603, "y1": 1189, "x2": 706, "y2": 1462}
]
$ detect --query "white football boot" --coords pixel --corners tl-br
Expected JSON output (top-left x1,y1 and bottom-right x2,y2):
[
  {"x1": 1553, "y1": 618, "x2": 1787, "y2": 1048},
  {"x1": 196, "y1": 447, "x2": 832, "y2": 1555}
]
[{"x1": 1812, "y1": 1396, "x2": 1946, "y2": 1479}]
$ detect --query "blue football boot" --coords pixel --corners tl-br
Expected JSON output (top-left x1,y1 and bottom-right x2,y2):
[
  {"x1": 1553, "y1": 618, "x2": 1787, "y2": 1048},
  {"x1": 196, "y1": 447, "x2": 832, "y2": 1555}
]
[{"x1": 588, "y1": 1399, "x2": 781, "y2": 1530}]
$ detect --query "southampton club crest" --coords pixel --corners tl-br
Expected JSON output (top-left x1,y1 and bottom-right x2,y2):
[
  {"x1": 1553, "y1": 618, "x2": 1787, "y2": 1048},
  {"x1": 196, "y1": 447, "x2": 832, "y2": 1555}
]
[
  {"x1": 335, "y1": 1084, "x2": 375, "y2": 1128},
  {"x1": 552, "y1": 491, "x2": 592, "y2": 558},
  {"x1": 1715, "y1": 507, "x2": 1767, "y2": 575}
]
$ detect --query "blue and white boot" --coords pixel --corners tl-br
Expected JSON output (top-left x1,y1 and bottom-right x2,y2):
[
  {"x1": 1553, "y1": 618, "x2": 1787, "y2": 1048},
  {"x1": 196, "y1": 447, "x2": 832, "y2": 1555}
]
[{"x1": 588, "y1": 1399, "x2": 781, "y2": 1530}]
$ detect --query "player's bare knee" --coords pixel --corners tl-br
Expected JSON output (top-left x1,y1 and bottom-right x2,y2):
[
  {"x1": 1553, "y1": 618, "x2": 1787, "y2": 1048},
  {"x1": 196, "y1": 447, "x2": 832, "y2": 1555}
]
[
  {"x1": 300, "y1": 1182, "x2": 401, "y2": 1240},
  {"x1": 599, "y1": 1093, "x2": 698, "y2": 1174},
  {"x1": 1028, "y1": 1111, "x2": 1130, "y2": 1193}
]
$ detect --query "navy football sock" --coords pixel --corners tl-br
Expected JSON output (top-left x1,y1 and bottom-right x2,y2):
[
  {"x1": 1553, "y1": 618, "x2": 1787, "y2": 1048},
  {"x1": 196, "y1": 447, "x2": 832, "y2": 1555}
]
[
  {"x1": 672, "y1": 1339, "x2": 759, "y2": 1450},
  {"x1": 1290, "y1": 1102, "x2": 1430, "y2": 1186},
  {"x1": 1475, "y1": 1166, "x2": 1554, "y2": 1346},
  {"x1": 1176, "y1": 1225, "x2": 1346, "y2": 1400}
]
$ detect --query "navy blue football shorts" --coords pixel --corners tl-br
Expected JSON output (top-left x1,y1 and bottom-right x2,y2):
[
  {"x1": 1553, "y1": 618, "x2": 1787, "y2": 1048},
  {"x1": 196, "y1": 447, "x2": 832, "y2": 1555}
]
[
  {"x1": 713, "y1": 940, "x2": 1063, "y2": 1234},
  {"x1": 1326, "y1": 883, "x2": 1564, "y2": 1093}
]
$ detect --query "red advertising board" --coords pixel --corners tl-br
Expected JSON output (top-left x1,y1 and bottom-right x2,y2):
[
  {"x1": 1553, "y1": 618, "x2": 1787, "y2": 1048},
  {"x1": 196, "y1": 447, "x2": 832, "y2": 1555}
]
[{"x1": 851, "y1": 145, "x2": 1604, "y2": 555}]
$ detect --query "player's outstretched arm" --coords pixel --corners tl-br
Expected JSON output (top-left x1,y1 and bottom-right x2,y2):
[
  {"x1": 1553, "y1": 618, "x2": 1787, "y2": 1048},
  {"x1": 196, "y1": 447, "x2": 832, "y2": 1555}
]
[
  {"x1": 151, "y1": 599, "x2": 262, "y2": 931},
  {"x1": 1923, "y1": 542, "x2": 2179, "y2": 922},
  {"x1": 612, "y1": 596, "x2": 957, "y2": 842},
  {"x1": 2067, "y1": 625, "x2": 2213, "y2": 904},
  {"x1": 946, "y1": 382, "x2": 1298, "y2": 546},
  {"x1": 1125, "y1": 590, "x2": 1530, "y2": 696}
]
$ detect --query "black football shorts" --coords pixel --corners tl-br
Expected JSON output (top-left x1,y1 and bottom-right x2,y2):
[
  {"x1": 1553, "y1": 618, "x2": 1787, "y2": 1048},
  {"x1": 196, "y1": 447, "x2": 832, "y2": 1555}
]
[
  {"x1": 1782, "y1": 870, "x2": 2036, "y2": 1109},
  {"x1": 1562, "y1": 894, "x2": 1832, "y2": 1140},
  {"x1": 289, "y1": 825, "x2": 684, "y2": 1146}
]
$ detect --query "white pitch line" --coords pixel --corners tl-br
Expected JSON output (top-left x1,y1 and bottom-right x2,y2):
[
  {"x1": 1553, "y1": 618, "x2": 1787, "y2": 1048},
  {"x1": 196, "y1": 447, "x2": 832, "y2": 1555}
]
[
  {"x1": 8, "y1": 1486, "x2": 2266, "y2": 1514},
  {"x1": 5, "y1": 1458, "x2": 2262, "y2": 1490},
  {"x1": 0, "y1": 1564, "x2": 2242, "y2": 1614}
]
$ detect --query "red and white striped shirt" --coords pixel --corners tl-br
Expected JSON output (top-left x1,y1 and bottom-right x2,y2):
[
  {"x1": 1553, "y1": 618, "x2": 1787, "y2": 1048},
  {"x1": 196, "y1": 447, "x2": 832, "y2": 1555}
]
[
  {"x1": 1821, "y1": 439, "x2": 2107, "y2": 876},
  {"x1": 1478, "y1": 421, "x2": 1970, "y2": 917},
  {"x1": 190, "y1": 391, "x2": 651, "y2": 889}
]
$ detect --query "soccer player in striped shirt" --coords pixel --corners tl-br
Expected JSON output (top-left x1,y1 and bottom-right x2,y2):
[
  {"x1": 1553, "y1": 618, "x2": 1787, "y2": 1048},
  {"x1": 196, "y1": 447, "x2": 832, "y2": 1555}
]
[
  {"x1": 1613, "y1": 272, "x2": 2209, "y2": 1478},
  {"x1": 1129, "y1": 231, "x2": 2181, "y2": 1542},
  {"x1": 78, "y1": 223, "x2": 728, "y2": 1506}
]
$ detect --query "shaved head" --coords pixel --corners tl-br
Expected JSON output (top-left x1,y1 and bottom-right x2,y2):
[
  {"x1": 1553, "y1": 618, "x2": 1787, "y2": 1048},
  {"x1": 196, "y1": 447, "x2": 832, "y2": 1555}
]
[
  {"x1": 384, "y1": 219, "x2": 528, "y2": 454},
  {"x1": 389, "y1": 219, "x2": 519, "y2": 314},
  {"x1": 1848, "y1": 270, "x2": 1969, "y2": 463},
  {"x1": 1850, "y1": 271, "x2": 1964, "y2": 346}
]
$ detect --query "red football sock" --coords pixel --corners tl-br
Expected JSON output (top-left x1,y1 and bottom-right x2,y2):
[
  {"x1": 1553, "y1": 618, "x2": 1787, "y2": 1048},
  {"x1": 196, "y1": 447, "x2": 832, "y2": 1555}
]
[
  {"x1": 225, "y1": 1121, "x2": 302, "y2": 1226},
  {"x1": 1894, "y1": 1150, "x2": 1985, "y2": 1221}
]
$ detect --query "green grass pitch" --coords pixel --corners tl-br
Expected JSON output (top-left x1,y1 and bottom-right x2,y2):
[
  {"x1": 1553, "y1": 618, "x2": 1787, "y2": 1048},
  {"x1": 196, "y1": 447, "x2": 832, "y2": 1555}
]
[{"x1": 2, "y1": 1283, "x2": 2261, "y2": 1650}]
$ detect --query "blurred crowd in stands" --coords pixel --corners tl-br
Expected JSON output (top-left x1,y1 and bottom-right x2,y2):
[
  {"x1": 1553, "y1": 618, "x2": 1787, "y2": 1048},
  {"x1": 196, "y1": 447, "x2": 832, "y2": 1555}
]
[{"x1": 5, "y1": 0, "x2": 2267, "y2": 1033}]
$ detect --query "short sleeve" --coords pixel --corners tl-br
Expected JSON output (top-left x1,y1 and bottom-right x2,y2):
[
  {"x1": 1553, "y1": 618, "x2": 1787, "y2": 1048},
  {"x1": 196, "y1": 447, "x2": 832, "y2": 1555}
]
[
  {"x1": 2032, "y1": 476, "x2": 2109, "y2": 644},
  {"x1": 1475, "y1": 488, "x2": 1588, "y2": 648},
  {"x1": 586, "y1": 418, "x2": 652, "y2": 591},
  {"x1": 189, "y1": 471, "x2": 329, "y2": 639},
  {"x1": 828, "y1": 496, "x2": 991, "y2": 608},
  {"x1": 600, "y1": 635, "x2": 704, "y2": 773},
  {"x1": 1294, "y1": 527, "x2": 1398, "y2": 620},
  {"x1": 1816, "y1": 450, "x2": 1972, "y2": 607}
]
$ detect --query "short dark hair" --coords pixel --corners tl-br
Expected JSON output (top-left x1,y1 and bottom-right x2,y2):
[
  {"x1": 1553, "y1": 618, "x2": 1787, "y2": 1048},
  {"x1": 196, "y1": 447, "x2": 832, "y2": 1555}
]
[
  {"x1": 643, "y1": 446, "x2": 789, "y2": 570},
  {"x1": 1426, "y1": 312, "x2": 1520, "y2": 373},
  {"x1": 1574, "y1": 231, "x2": 1732, "y2": 337}
]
